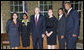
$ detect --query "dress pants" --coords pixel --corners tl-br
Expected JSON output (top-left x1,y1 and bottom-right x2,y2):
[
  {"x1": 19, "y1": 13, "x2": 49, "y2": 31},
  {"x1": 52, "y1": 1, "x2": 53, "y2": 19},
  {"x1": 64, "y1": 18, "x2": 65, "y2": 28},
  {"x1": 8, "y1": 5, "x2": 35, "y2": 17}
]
[{"x1": 32, "y1": 36, "x2": 43, "y2": 49}]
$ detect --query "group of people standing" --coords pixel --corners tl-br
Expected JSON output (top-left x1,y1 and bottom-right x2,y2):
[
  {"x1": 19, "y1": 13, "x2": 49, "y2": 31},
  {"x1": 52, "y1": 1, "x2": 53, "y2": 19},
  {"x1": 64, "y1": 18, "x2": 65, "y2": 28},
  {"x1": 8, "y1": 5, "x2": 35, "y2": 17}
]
[{"x1": 6, "y1": 2, "x2": 79, "y2": 49}]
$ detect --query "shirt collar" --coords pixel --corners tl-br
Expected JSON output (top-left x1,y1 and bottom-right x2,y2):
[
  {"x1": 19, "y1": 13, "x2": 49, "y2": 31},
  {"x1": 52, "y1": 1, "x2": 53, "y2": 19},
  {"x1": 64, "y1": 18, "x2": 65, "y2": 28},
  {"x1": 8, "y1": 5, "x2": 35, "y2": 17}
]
[
  {"x1": 35, "y1": 14, "x2": 39, "y2": 17},
  {"x1": 59, "y1": 14, "x2": 63, "y2": 17},
  {"x1": 22, "y1": 19, "x2": 29, "y2": 23},
  {"x1": 59, "y1": 14, "x2": 63, "y2": 20},
  {"x1": 67, "y1": 7, "x2": 72, "y2": 14}
]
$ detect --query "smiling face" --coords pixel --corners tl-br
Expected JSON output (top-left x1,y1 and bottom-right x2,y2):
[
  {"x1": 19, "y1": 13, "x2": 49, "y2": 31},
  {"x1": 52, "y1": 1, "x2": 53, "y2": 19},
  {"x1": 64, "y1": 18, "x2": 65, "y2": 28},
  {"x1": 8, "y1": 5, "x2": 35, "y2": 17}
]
[
  {"x1": 13, "y1": 13, "x2": 18, "y2": 19},
  {"x1": 48, "y1": 9, "x2": 53, "y2": 17},
  {"x1": 58, "y1": 9, "x2": 63, "y2": 15},
  {"x1": 65, "y1": 3, "x2": 71, "y2": 10},
  {"x1": 23, "y1": 14, "x2": 27, "y2": 19},
  {"x1": 34, "y1": 7, "x2": 40, "y2": 15}
]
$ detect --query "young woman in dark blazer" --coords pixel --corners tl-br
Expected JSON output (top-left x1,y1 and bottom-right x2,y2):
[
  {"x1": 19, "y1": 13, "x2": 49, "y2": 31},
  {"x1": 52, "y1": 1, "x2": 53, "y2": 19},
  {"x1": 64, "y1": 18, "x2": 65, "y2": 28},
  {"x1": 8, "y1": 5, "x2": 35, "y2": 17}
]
[
  {"x1": 58, "y1": 8, "x2": 65, "y2": 49},
  {"x1": 19, "y1": 13, "x2": 30, "y2": 49},
  {"x1": 45, "y1": 9, "x2": 58, "y2": 49},
  {"x1": 6, "y1": 12, "x2": 20, "y2": 49}
]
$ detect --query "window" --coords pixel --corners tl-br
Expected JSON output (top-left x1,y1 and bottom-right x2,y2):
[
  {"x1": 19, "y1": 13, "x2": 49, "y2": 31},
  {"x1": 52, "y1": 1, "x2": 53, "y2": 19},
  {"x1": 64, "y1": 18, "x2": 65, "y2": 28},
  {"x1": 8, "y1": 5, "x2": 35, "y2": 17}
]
[
  {"x1": 38, "y1": 1, "x2": 52, "y2": 16},
  {"x1": 10, "y1": 1, "x2": 24, "y2": 20},
  {"x1": 70, "y1": 1, "x2": 81, "y2": 17}
]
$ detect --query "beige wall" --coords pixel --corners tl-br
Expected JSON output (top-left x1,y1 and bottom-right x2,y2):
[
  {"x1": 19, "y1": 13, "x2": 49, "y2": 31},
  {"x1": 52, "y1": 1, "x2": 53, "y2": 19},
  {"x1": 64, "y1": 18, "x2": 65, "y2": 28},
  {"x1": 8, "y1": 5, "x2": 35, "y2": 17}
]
[
  {"x1": 53, "y1": 1, "x2": 62, "y2": 19},
  {"x1": 27, "y1": 1, "x2": 38, "y2": 17},
  {"x1": 1, "y1": 1, "x2": 10, "y2": 33}
]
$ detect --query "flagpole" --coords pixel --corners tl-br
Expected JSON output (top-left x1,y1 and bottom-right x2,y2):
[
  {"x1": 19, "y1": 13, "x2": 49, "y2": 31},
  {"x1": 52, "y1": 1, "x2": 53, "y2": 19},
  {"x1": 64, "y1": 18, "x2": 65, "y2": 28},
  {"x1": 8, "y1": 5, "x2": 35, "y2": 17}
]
[{"x1": 25, "y1": 1, "x2": 30, "y2": 21}]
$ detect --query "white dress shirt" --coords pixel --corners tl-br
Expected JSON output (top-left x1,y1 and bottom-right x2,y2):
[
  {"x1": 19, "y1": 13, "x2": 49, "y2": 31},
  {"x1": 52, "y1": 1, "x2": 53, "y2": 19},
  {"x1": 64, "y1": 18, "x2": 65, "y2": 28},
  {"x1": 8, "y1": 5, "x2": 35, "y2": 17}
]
[
  {"x1": 59, "y1": 14, "x2": 63, "y2": 20},
  {"x1": 67, "y1": 7, "x2": 72, "y2": 15},
  {"x1": 35, "y1": 14, "x2": 39, "y2": 22}
]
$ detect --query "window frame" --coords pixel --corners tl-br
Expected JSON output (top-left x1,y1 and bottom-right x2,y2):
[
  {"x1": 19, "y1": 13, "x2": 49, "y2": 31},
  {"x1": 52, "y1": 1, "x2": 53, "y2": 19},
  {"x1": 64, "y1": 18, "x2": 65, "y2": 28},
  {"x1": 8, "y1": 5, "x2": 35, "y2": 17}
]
[
  {"x1": 38, "y1": 1, "x2": 52, "y2": 16},
  {"x1": 70, "y1": 1, "x2": 81, "y2": 12},
  {"x1": 10, "y1": 1, "x2": 24, "y2": 17}
]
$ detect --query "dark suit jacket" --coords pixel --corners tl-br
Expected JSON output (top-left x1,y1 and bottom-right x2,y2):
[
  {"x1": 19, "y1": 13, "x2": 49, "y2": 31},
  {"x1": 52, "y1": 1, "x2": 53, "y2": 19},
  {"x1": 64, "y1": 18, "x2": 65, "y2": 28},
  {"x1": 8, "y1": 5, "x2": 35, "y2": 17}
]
[
  {"x1": 65, "y1": 9, "x2": 79, "y2": 37},
  {"x1": 57, "y1": 15, "x2": 65, "y2": 36},
  {"x1": 30, "y1": 14, "x2": 46, "y2": 38}
]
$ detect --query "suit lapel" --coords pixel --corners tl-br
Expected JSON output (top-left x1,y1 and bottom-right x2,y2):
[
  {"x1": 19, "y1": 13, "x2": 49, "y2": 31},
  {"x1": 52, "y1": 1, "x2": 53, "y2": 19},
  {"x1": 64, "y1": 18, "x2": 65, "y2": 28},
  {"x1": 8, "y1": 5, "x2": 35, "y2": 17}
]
[
  {"x1": 36, "y1": 14, "x2": 41, "y2": 25},
  {"x1": 60, "y1": 16, "x2": 63, "y2": 21},
  {"x1": 33, "y1": 15, "x2": 35, "y2": 25},
  {"x1": 67, "y1": 9, "x2": 73, "y2": 16},
  {"x1": 37, "y1": 14, "x2": 41, "y2": 24},
  {"x1": 59, "y1": 15, "x2": 64, "y2": 21}
]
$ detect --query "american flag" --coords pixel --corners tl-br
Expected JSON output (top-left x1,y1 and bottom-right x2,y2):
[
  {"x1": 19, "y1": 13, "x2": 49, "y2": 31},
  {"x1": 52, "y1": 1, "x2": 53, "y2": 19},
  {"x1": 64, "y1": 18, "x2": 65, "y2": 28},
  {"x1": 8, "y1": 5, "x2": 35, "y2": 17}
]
[
  {"x1": 25, "y1": 1, "x2": 29, "y2": 19},
  {"x1": 62, "y1": 1, "x2": 64, "y2": 9},
  {"x1": 25, "y1": 1, "x2": 28, "y2": 15}
]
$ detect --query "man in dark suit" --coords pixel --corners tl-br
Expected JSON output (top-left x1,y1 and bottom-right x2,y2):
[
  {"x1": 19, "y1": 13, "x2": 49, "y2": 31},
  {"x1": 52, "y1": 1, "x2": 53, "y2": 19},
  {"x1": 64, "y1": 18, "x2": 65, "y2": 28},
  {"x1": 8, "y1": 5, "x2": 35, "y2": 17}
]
[
  {"x1": 64, "y1": 2, "x2": 79, "y2": 49},
  {"x1": 30, "y1": 7, "x2": 46, "y2": 49},
  {"x1": 58, "y1": 8, "x2": 65, "y2": 49}
]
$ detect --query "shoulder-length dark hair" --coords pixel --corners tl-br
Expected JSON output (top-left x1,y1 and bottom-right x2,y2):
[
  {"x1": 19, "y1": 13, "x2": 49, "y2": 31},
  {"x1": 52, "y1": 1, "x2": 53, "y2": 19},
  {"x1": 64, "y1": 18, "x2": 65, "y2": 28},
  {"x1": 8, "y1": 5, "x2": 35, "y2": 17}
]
[{"x1": 11, "y1": 12, "x2": 18, "y2": 20}]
